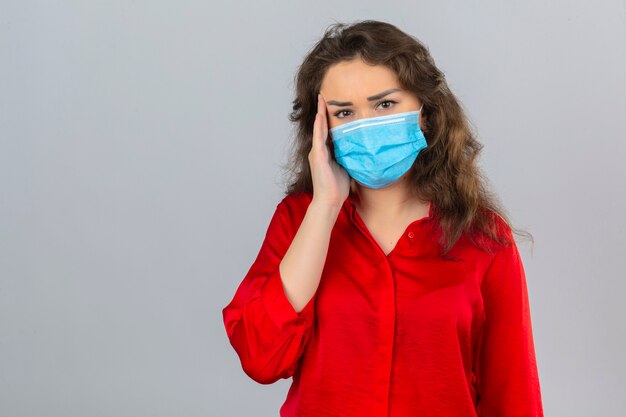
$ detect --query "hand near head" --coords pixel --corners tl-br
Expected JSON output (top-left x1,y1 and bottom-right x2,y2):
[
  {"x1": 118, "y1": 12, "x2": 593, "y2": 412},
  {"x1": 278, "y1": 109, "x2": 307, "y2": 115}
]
[{"x1": 308, "y1": 94, "x2": 351, "y2": 208}]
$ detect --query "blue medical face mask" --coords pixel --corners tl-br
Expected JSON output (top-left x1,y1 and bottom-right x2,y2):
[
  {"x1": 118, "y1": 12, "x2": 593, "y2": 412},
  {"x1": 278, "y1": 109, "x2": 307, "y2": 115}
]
[{"x1": 329, "y1": 104, "x2": 427, "y2": 189}]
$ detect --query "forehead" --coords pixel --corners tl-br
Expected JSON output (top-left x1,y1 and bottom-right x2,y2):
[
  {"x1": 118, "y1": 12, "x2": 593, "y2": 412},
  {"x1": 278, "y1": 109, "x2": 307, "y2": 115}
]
[{"x1": 320, "y1": 58, "x2": 401, "y2": 98}]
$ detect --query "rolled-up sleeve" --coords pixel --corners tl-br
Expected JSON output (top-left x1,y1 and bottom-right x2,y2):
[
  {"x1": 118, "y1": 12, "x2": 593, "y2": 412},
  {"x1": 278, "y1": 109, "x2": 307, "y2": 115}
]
[
  {"x1": 475, "y1": 227, "x2": 544, "y2": 416},
  {"x1": 222, "y1": 198, "x2": 316, "y2": 384}
]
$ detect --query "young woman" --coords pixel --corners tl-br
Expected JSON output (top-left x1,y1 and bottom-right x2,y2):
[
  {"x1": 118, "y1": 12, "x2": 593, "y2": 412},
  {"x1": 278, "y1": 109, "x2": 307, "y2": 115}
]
[{"x1": 222, "y1": 20, "x2": 544, "y2": 417}]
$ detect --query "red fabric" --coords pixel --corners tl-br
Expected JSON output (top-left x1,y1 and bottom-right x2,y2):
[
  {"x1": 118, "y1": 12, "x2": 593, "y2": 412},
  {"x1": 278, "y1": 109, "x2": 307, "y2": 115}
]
[{"x1": 222, "y1": 191, "x2": 544, "y2": 417}]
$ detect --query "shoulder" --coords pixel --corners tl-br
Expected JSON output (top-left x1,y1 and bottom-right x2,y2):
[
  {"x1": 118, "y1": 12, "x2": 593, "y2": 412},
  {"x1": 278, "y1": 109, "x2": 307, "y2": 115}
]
[
  {"x1": 468, "y1": 207, "x2": 515, "y2": 254},
  {"x1": 490, "y1": 209, "x2": 514, "y2": 241},
  {"x1": 275, "y1": 191, "x2": 314, "y2": 222},
  {"x1": 483, "y1": 210, "x2": 521, "y2": 272},
  {"x1": 277, "y1": 191, "x2": 313, "y2": 209}
]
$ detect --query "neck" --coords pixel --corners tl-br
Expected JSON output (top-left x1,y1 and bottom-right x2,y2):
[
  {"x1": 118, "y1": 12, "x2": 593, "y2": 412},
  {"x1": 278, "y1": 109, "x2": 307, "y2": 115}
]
[{"x1": 351, "y1": 177, "x2": 426, "y2": 222}]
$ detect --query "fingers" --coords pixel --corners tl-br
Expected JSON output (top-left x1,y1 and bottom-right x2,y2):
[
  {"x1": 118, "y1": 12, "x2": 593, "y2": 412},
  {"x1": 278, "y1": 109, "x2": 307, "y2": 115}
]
[
  {"x1": 312, "y1": 96, "x2": 321, "y2": 150},
  {"x1": 313, "y1": 93, "x2": 329, "y2": 150},
  {"x1": 313, "y1": 93, "x2": 326, "y2": 150},
  {"x1": 318, "y1": 93, "x2": 328, "y2": 141}
]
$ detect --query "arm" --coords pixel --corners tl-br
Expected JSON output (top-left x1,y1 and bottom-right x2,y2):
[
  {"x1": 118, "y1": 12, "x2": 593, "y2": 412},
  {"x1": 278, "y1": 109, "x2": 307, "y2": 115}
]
[
  {"x1": 475, "y1": 229, "x2": 544, "y2": 416},
  {"x1": 222, "y1": 196, "x2": 341, "y2": 384}
]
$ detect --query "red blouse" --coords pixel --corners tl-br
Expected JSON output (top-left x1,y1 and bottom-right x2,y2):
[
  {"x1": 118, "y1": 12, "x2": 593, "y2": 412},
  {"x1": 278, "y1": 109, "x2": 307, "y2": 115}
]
[{"x1": 222, "y1": 191, "x2": 544, "y2": 417}]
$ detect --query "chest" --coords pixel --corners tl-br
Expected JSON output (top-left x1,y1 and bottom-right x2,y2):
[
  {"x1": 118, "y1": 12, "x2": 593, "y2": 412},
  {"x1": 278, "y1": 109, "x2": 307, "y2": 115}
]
[
  {"x1": 319, "y1": 212, "x2": 491, "y2": 351},
  {"x1": 366, "y1": 223, "x2": 409, "y2": 256},
  {"x1": 357, "y1": 209, "x2": 428, "y2": 256},
  {"x1": 318, "y1": 232, "x2": 488, "y2": 351}
]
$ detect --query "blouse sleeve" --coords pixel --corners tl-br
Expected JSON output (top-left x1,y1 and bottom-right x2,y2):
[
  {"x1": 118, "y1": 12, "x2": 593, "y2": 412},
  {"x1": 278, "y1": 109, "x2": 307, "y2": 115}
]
[
  {"x1": 475, "y1": 227, "x2": 544, "y2": 416},
  {"x1": 222, "y1": 198, "x2": 317, "y2": 384}
]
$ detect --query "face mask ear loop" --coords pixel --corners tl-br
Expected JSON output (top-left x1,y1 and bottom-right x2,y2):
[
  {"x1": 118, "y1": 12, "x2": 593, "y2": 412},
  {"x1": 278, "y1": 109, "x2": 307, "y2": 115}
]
[{"x1": 418, "y1": 103, "x2": 424, "y2": 113}]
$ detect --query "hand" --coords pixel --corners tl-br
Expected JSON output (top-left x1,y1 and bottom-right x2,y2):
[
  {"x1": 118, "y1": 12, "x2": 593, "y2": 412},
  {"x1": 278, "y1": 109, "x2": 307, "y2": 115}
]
[{"x1": 308, "y1": 93, "x2": 351, "y2": 209}]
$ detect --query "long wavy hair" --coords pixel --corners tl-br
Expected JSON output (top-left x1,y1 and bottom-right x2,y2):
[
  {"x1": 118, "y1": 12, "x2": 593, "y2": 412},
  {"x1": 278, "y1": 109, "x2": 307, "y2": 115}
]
[{"x1": 281, "y1": 20, "x2": 533, "y2": 256}]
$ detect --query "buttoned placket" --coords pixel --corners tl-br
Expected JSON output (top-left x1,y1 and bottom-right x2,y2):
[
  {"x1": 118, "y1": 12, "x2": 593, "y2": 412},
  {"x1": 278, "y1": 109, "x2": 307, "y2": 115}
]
[
  {"x1": 344, "y1": 197, "x2": 428, "y2": 416},
  {"x1": 347, "y1": 203, "x2": 398, "y2": 417}
]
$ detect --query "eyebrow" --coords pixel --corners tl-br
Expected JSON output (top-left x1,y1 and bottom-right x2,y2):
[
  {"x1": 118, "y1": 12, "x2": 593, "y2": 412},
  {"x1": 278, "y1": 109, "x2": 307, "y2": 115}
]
[{"x1": 325, "y1": 88, "x2": 402, "y2": 107}]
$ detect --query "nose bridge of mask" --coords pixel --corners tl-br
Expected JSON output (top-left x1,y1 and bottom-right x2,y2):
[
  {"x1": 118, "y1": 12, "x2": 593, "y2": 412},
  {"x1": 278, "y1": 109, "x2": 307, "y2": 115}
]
[{"x1": 340, "y1": 112, "x2": 412, "y2": 134}]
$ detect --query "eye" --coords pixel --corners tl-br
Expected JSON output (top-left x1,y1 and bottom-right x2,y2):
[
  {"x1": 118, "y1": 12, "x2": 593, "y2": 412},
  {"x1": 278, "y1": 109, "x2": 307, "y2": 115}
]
[
  {"x1": 332, "y1": 100, "x2": 398, "y2": 119},
  {"x1": 377, "y1": 99, "x2": 397, "y2": 110},
  {"x1": 333, "y1": 109, "x2": 352, "y2": 119}
]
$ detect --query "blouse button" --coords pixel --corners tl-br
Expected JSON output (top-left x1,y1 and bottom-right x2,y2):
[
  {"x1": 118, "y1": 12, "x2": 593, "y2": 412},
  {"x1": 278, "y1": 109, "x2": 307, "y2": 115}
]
[{"x1": 407, "y1": 231, "x2": 414, "y2": 239}]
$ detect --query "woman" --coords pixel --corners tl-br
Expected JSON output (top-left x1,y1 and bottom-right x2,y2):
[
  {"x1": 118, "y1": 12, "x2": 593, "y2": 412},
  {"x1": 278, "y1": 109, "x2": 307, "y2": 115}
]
[{"x1": 222, "y1": 20, "x2": 544, "y2": 417}]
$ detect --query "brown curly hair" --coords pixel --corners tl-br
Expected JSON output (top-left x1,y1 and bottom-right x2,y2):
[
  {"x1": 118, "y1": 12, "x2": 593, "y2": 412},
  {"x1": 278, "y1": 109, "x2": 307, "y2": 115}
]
[{"x1": 280, "y1": 19, "x2": 533, "y2": 256}]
